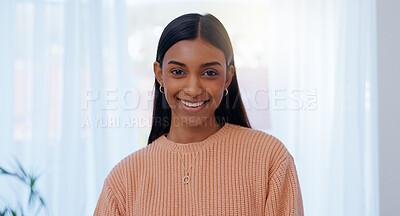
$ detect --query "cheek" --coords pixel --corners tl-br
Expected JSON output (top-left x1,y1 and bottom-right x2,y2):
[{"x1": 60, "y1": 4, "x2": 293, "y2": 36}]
[
  {"x1": 213, "y1": 79, "x2": 226, "y2": 96},
  {"x1": 208, "y1": 84, "x2": 225, "y2": 107},
  {"x1": 162, "y1": 77, "x2": 180, "y2": 107}
]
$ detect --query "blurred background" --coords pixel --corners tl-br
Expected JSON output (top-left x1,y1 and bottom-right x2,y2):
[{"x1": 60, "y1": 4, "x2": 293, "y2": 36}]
[{"x1": 0, "y1": 0, "x2": 398, "y2": 215}]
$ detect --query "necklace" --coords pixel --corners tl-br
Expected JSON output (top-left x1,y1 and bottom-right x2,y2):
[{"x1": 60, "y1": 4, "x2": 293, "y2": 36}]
[{"x1": 166, "y1": 134, "x2": 203, "y2": 184}]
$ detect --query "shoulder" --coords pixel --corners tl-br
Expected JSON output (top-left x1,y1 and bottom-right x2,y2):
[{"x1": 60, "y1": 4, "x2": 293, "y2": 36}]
[
  {"x1": 227, "y1": 123, "x2": 288, "y2": 153},
  {"x1": 104, "y1": 144, "x2": 157, "y2": 188},
  {"x1": 227, "y1": 123, "x2": 291, "y2": 171},
  {"x1": 95, "y1": 145, "x2": 157, "y2": 213},
  {"x1": 227, "y1": 123, "x2": 279, "y2": 142}
]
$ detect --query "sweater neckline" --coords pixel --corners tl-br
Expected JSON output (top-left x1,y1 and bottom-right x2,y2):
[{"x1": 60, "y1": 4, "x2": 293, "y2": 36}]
[{"x1": 157, "y1": 123, "x2": 234, "y2": 154}]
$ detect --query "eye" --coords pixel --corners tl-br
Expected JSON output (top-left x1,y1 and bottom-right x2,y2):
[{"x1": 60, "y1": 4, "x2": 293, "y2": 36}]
[
  {"x1": 203, "y1": 70, "x2": 218, "y2": 76},
  {"x1": 171, "y1": 69, "x2": 185, "y2": 75}
]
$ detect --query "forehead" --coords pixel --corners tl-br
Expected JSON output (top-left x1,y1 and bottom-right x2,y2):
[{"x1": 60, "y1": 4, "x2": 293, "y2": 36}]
[{"x1": 163, "y1": 38, "x2": 226, "y2": 67}]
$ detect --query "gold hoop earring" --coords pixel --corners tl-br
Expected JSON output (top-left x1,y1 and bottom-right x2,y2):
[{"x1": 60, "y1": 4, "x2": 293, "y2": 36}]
[
  {"x1": 159, "y1": 85, "x2": 164, "y2": 94},
  {"x1": 224, "y1": 88, "x2": 228, "y2": 96}
]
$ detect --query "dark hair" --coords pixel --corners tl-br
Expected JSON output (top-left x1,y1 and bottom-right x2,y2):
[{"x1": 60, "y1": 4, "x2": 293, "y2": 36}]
[{"x1": 147, "y1": 13, "x2": 251, "y2": 144}]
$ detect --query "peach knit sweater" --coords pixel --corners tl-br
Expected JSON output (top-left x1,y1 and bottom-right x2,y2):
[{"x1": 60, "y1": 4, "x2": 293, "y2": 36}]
[{"x1": 94, "y1": 123, "x2": 304, "y2": 215}]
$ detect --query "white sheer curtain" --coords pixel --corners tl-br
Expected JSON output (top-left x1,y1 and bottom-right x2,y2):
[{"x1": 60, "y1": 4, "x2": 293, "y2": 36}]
[
  {"x1": 0, "y1": 0, "x2": 137, "y2": 215},
  {"x1": 264, "y1": 0, "x2": 379, "y2": 215},
  {"x1": 0, "y1": 0, "x2": 378, "y2": 216}
]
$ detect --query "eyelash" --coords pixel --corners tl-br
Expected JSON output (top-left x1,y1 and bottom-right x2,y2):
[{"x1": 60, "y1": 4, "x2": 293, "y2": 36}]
[
  {"x1": 204, "y1": 70, "x2": 218, "y2": 76},
  {"x1": 171, "y1": 69, "x2": 184, "y2": 75},
  {"x1": 171, "y1": 69, "x2": 218, "y2": 76}
]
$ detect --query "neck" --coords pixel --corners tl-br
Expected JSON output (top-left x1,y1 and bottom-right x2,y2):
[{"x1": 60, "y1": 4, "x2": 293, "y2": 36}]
[{"x1": 167, "y1": 117, "x2": 222, "y2": 144}]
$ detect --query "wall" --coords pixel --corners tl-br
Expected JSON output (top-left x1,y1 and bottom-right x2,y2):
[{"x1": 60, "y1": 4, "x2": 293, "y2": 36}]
[{"x1": 377, "y1": 0, "x2": 400, "y2": 215}]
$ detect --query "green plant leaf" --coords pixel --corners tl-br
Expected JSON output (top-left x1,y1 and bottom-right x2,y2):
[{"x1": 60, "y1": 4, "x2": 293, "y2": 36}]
[
  {"x1": 39, "y1": 196, "x2": 46, "y2": 207},
  {"x1": 30, "y1": 177, "x2": 36, "y2": 188},
  {"x1": 0, "y1": 208, "x2": 7, "y2": 216},
  {"x1": 0, "y1": 158, "x2": 47, "y2": 216},
  {"x1": 28, "y1": 192, "x2": 33, "y2": 205},
  {"x1": 0, "y1": 167, "x2": 19, "y2": 179},
  {"x1": 14, "y1": 157, "x2": 27, "y2": 177},
  {"x1": 20, "y1": 205, "x2": 25, "y2": 216},
  {"x1": 0, "y1": 167, "x2": 10, "y2": 174}
]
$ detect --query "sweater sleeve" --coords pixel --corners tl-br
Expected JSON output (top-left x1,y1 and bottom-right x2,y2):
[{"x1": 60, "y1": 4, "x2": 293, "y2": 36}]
[
  {"x1": 93, "y1": 176, "x2": 123, "y2": 216},
  {"x1": 265, "y1": 153, "x2": 304, "y2": 216}
]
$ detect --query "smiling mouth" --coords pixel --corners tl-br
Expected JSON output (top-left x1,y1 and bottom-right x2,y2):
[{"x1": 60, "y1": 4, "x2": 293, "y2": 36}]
[{"x1": 177, "y1": 98, "x2": 210, "y2": 108}]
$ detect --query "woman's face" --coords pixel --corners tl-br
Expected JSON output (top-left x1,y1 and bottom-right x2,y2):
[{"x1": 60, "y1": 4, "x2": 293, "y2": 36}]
[{"x1": 154, "y1": 38, "x2": 234, "y2": 126}]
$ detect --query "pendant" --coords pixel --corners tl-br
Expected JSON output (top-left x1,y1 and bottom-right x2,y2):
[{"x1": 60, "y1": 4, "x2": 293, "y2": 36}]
[{"x1": 182, "y1": 175, "x2": 190, "y2": 184}]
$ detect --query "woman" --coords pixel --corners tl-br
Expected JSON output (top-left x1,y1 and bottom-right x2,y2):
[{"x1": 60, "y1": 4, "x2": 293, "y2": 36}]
[{"x1": 94, "y1": 13, "x2": 303, "y2": 215}]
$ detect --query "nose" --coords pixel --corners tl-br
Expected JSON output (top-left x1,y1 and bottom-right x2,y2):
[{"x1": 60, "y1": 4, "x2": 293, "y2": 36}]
[{"x1": 184, "y1": 75, "x2": 203, "y2": 98}]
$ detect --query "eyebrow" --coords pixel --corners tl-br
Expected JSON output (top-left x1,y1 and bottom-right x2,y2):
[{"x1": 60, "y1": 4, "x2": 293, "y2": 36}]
[{"x1": 167, "y1": 60, "x2": 222, "y2": 68}]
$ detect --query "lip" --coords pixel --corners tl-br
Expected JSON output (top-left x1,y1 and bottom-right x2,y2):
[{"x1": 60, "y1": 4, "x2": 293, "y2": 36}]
[{"x1": 177, "y1": 98, "x2": 209, "y2": 113}]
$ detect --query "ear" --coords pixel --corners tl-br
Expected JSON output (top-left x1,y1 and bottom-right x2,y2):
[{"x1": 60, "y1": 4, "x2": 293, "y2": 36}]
[
  {"x1": 153, "y1": 61, "x2": 163, "y2": 86},
  {"x1": 225, "y1": 65, "x2": 234, "y2": 89}
]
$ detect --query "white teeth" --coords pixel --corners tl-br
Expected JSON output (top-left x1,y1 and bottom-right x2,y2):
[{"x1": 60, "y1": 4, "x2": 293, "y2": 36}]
[{"x1": 180, "y1": 99, "x2": 207, "y2": 107}]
